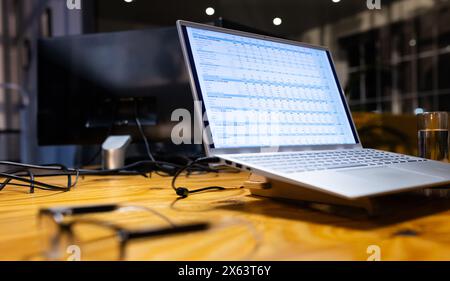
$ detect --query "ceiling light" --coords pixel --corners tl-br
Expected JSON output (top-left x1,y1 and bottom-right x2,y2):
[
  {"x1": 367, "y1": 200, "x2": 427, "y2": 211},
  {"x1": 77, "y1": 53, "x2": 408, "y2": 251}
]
[
  {"x1": 124, "y1": 0, "x2": 134, "y2": 3},
  {"x1": 273, "y1": 17, "x2": 282, "y2": 26},
  {"x1": 332, "y1": 0, "x2": 341, "y2": 3},
  {"x1": 205, "y1": 7, "x2": 215, "y2": 16}
]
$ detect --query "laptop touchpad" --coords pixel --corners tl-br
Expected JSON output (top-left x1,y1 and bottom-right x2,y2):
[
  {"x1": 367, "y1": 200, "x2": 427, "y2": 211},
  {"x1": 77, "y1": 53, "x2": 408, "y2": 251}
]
[{"x1": 338, "y1": 167, "x2": 444, "y2": 186}]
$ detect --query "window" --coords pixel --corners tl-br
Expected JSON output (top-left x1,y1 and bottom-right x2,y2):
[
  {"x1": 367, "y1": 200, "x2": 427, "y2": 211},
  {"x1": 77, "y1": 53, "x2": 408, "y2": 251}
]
[{"x1": 339, "y1": 6, "x2": 450, "y2": 114}]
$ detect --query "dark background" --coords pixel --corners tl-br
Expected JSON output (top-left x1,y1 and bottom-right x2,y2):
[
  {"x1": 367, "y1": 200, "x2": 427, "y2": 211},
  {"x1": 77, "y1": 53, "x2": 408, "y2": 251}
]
[{"x1": 0, "y1": 0, "x2": 449, "y2": 164}]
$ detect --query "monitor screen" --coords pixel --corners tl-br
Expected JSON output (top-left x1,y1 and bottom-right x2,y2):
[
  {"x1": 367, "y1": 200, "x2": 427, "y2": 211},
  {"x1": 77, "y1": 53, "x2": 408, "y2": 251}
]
[
  {"x1": 38, "y1": 27, "x2": 192, "y2": 146},
  {"x1": 184, "y1": 26, "x2": 358, "y2": 149}
]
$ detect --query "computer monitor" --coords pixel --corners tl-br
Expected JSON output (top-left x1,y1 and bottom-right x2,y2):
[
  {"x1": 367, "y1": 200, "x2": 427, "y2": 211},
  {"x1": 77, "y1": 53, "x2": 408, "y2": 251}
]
[
  {"x1": 37, "y1": 21, "x2": 280, "y2": 161},
  {"x1": 38, "y1": 26, "x2": 195, "y2": 149}
]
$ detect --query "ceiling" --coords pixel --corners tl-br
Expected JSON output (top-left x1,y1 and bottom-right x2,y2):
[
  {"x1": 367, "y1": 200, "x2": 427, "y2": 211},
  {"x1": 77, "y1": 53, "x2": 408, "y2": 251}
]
[{"x1": 95, "y1": 0, "x2": 398, "y2": 37}]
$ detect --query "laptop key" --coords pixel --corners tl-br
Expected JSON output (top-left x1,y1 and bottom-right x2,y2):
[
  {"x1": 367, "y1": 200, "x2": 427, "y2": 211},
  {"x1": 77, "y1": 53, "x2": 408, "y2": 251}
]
[{"x1": 324, "y1": 163, "x2": 368, "y2": 170}]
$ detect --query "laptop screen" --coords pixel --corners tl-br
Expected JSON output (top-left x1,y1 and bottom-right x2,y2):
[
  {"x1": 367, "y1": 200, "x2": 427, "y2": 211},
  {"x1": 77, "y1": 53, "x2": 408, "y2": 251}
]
[{"x1": 183, "y1": 25, "x2": 358, "y2": 149}]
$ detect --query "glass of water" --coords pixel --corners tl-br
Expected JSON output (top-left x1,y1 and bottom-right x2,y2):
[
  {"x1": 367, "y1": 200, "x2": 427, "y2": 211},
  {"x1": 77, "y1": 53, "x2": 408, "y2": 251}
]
[{"x1": 417, "y1": 112, "x2": 449, "y2": 162}]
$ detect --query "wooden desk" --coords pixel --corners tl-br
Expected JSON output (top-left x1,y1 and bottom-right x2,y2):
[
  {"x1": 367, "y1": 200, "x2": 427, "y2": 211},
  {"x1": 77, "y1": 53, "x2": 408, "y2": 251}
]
[{"x1": 1, "y1": 171, "x2": 450, "y2": 261}]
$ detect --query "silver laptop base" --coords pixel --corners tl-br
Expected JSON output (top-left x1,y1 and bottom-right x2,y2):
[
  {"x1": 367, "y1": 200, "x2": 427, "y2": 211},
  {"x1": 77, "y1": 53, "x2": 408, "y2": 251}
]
[
  {"x1": 245, "y1": 174, "x2": 376, "y2": 215},
  {"x1": 244, "y1": 174, "x2": 450, "y2": 217}
]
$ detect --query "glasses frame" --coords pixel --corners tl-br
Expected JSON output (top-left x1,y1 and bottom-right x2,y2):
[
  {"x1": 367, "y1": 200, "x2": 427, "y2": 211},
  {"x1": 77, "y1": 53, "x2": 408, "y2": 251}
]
[{"x1": 38, "y1": 204, "x2": 208, "y2": 260}]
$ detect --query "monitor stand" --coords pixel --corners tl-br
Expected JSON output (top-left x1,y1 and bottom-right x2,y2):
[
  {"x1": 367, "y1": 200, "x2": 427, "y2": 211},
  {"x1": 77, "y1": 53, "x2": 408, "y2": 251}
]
[{"x1": 102, "y1": 135, "x2": 132, "y2": 170}]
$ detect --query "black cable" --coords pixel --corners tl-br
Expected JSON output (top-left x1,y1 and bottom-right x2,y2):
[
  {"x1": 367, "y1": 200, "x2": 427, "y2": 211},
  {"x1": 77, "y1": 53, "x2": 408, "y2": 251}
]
[
  {"x1": 27, "y1": 170, "x2": 35, "y2": 193},
  {"x1": 135, "y1": 116, "x2": 155, "y2": 162},
  {"x1": 134, "y1": 101, "x2": 156, "y2": 163},
  {"x1": 0, "y1": 172, "x2": 73, "y2": 192},
  {"x1": 1, "y1": 159, "x2": 208, "y2": 178},
  {"x1": 80, "y1": 99, "x2": 117, "y2": 169},
  {"x1": 0, "y1": 161, "x2": 80, "y2": 193},
  {"x1": 0, "y1": 156, "x2": 225, "y2": 194},
  {"x1": 171, "y1": 156, "x2": 225, "y2": 198},
  {"x1": 0, "y1": 161, "x2": 67, "y2": 171},
  {"x1": 134, "y1": 104, "x2": 188, "y2": 178},
  {"x1": 78, "y1": 160, "x2": 181, "y2": 175}
]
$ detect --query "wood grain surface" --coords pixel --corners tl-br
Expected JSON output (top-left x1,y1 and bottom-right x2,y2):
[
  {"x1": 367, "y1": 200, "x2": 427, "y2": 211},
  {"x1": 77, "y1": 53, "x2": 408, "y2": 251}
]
[{"x1": 1, "y1": 171, "x2": 450, "y2": 261}]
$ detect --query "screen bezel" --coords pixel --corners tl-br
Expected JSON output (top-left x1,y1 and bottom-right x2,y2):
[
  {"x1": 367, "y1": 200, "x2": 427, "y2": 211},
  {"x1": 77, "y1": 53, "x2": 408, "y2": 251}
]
[{"x1": 177, "y1": 20, "x2": 361, "y2": 155}]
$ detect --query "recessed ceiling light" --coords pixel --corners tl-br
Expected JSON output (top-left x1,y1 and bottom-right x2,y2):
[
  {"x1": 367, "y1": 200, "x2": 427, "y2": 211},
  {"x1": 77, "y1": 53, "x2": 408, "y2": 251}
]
[
  {"x1": 124, "y1": 0, "x2": 134, "y2": 3},
  {"x1": 205, "y1": 7, "x2": 215, "y2": 16},
  {"x1": 332, "y1": 0, "x2": 341, "y2": 3},
  {"x1": 273, "y1": 17, "x2": 282, "y2": 26}
]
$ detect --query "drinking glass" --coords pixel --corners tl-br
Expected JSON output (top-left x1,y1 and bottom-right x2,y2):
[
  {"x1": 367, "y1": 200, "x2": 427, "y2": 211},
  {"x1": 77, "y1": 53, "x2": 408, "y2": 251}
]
[{"x1": 417, "y1": 112, "x2": 449, "y2": 162}]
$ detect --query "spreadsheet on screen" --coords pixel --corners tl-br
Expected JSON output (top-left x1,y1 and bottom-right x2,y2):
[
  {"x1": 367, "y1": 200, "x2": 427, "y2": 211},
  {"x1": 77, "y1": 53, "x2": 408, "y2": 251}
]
[{"x1": 186, "y1": 27, "x2": 356, "y2": 148}]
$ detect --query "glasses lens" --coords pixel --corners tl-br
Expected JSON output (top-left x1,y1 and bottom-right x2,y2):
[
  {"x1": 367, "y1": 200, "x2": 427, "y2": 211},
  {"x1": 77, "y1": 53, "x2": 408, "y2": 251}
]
[
  {"x1": 71, "y1": 222, "x2": 120, "y2": 261},
  {"x1": 39, "y1": 214, "x2": 67, "y2": 260}
]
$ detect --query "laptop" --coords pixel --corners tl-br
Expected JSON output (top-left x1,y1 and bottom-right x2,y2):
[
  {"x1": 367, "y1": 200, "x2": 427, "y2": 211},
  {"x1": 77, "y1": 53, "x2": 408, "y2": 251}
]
[{"x1": 176, "y1": 20, "x2": 450, "y2": 199}]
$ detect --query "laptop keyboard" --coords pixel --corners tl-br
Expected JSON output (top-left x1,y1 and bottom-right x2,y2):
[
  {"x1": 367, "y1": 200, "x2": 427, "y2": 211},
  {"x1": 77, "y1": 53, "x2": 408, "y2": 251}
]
[{"x1": 232, "y1": 149, "x2": 427, "y2": 174}]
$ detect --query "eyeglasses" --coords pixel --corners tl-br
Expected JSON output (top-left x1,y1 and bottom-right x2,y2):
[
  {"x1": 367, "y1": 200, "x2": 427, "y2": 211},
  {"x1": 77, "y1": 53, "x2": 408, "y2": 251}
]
[
  {"x1": 38, "y1": 204, "x2": 209, "y2": 260},
  {"x1": 0, "y1": 161, "x2": 80, "y2": 193}
]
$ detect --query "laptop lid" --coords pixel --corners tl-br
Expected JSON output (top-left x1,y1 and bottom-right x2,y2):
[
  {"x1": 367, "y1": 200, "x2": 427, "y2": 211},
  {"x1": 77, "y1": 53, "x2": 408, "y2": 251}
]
[{"x1": 177, "y1": 20, "x2": 361, "y2": 156}]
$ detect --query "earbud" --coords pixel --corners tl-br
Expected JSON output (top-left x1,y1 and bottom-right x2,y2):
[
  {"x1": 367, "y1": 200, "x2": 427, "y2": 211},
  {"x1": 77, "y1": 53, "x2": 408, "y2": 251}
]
[
  {"x1": 176, "y1": 187, "x2": 190, "y2": 197},
  {"x1": 172, "y1": 157, "x2": 223, "y2": 198}
]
